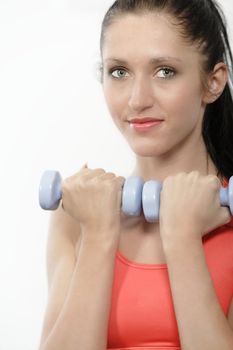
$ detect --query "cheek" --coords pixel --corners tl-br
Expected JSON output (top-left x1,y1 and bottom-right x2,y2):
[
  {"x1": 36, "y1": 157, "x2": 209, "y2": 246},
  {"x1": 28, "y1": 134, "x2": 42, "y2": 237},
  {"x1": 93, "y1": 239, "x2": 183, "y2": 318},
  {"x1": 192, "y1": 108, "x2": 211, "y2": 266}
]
[
  {"x1": 103, "y1": 85, "x2": 125, "y2": 124},
  {"x1": 163, "y1": 81, "x2": 203, "y2": 126}
]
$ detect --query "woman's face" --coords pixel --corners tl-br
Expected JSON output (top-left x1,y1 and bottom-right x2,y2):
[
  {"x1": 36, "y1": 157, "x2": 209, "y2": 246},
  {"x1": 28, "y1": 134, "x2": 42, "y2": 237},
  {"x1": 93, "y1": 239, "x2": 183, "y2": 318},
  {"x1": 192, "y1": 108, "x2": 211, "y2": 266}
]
[{"x1": 101, "y1": 12, "x2": 208, "y2": 158}]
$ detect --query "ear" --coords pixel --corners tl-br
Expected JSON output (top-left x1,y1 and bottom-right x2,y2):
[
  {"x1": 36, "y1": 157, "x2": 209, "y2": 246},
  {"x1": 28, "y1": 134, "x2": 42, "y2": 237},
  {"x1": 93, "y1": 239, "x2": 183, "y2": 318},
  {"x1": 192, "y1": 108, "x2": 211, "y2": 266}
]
[{"x1": 202, "y1": 62, "x2": 228, "y2": 104}]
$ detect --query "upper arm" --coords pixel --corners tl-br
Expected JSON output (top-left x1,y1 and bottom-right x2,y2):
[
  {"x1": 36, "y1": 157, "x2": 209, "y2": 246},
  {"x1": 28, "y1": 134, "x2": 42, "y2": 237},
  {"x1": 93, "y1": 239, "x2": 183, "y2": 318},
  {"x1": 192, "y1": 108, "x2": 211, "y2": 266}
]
[
  {"x1": 227, "y1": 297, "x2": 233, "y2": 331},
  {"x1": 39, "y1": 204, "x2": 82, "y2": 347}
]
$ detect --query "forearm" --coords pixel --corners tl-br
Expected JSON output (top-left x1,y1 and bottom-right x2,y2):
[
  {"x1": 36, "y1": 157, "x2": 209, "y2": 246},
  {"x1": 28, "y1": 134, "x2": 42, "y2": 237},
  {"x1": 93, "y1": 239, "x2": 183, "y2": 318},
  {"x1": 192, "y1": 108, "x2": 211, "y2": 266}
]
[
  {"x1": 40, "y1": 232, "x2": 118, "y2": 350},
  {"x1": 162, "y1": 235, "x2": 233, "y2": 350}
]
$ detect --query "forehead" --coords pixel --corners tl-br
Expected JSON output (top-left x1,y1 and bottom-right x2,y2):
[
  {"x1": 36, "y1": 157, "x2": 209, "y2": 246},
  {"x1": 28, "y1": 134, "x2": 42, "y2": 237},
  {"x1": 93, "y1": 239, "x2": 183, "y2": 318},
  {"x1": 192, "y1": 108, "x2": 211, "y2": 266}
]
[{"x1": 102, "y1": 12, "x2": 200, "y2": 65}]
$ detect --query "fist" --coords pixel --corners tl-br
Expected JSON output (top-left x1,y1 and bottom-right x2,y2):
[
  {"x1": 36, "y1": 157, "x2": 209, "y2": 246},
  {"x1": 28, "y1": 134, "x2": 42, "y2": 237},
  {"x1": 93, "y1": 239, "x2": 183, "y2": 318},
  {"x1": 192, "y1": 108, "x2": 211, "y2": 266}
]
[
  {"x1": 159, "y1": 171, "x2": 231, "y2": 241},
  {"x1": 61, "y1": 165, "x2": 125, "y2": 232}
]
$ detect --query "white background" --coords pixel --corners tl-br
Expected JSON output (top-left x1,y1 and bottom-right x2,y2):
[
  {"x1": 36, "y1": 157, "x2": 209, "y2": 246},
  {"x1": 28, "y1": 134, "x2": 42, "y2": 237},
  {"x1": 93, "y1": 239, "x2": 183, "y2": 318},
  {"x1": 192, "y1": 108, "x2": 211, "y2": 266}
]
[{"x1": 0, "y1": 1, "x2": 232, "y2": 349}]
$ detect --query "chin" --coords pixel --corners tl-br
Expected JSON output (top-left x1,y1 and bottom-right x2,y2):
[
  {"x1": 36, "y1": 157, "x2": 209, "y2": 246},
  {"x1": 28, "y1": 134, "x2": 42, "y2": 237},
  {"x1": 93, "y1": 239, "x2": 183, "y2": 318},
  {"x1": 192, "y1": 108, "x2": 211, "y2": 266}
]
[{"x1": 129, "y1": 143, "x2": 167, "y2": 157}]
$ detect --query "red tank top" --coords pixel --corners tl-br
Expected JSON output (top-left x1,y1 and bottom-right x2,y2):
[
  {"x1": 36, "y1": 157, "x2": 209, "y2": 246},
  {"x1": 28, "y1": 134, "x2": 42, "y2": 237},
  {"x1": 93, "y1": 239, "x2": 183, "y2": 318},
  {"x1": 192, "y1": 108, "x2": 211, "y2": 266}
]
[{"x1": 107, "y1": 179, "x2": 233, "y2": 350}]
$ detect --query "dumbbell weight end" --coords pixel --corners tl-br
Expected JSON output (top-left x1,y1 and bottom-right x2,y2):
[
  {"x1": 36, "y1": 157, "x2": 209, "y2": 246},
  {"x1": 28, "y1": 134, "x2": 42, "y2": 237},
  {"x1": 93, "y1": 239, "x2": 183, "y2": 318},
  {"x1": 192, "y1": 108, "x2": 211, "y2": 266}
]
[
  {"x1": 122, "y1": 176, "x2": 144, "y2": 217},
  {"x1": 142, "y1": 180, "x2": 162, "y2": 223},
  {"x1": 39, "y1": 171, "x2": 62, "y2": 210}
]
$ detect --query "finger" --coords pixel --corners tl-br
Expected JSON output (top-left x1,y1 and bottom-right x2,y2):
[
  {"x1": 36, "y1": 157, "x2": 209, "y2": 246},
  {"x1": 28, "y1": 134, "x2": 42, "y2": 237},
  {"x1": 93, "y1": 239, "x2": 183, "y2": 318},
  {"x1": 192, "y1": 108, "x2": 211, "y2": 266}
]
[
  {"x1": 221, "y1": 207, "x2": 232, "y2": 224},
  {"x1": 98, "y1": 172, "x2": 115, "y2": 179},
  {"x1": 80, "y1": 168, "x2": 106, "y2": 181},
  {"x1": 117, "y1": 176, "x2": 126, "y2": 186},
  {"x1": 206, "y1": 174, "x2": 221, "y2": 190}
]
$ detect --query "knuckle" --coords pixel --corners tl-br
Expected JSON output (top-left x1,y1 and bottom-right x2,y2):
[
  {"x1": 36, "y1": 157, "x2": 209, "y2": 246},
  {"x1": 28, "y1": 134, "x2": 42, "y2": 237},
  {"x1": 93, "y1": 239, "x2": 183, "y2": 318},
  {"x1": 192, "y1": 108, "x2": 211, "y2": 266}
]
[
  {"x1": 94, "y1": 168, "x2": 106, "y2": 173},
  {"x1": 164, "y1": 175, "x2": 172, "y2": 181},
  {"x1": 224, "y1": 209, "x2": 231, "y2": 223},
  {"x1": 207, "y1": 174, "x2": 217, "y2": 180},
  {"x1": 163, "y1": 176, "x2": 172, "y2": 185},
  {"x1": 114, "y1": 177, "x2": 125, "y2": 190},
  {"x1": 176, "y1": 172, "x2": 187, "y2": 181},
  {"x1": 178, "y1": 171, "x2": 187, "y2": 176},
  {"x1": 86, "y1": 168, "x2": 105, "y2": 176},
  {"x1": 189, "y1": 171, "x2": 200, "y2": 178},
  {"x1": 118, "y1": 176, "x2": 125, "y2": 183},
  {"x1": 207, "y1": 174, "x2": 220, "y2": 188},
  {"x1": 223, "y1": 214, "x2": 231, "y2": 225},
  {"x1": 89, "y1": 175, "x2": 99, "y2": 185},
  {"x1": 116, "y1": 176, "x2": 125, "y2": 186},
  {"x1": 105, "y1": 172, "x2": 115, "y2": 178},
  {"x1": 100, "y1": 173, "x2": 115, "y2": 182}
]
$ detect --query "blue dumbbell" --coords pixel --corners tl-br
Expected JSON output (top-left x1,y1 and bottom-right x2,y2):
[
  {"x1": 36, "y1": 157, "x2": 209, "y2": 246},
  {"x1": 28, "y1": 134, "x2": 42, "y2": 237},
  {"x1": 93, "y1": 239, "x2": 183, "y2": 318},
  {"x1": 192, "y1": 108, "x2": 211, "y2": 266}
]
[
  {"x1": 39, "y1": 170, "x2": 145, "y2": 218},
  {"x1": 142, "y1": 177, "x2": 233, "y2": 223}
]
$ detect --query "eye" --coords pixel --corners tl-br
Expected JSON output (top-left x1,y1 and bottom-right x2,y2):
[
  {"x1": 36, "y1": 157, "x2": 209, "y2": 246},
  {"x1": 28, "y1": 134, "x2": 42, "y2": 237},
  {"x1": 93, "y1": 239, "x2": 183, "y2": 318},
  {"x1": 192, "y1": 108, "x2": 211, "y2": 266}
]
[
  {"x1": 110, "y1": 68, "x2": 129, "y2": 79},
  {"x1": 157, "y1": 67, "x2": 176, "y2": 79}
]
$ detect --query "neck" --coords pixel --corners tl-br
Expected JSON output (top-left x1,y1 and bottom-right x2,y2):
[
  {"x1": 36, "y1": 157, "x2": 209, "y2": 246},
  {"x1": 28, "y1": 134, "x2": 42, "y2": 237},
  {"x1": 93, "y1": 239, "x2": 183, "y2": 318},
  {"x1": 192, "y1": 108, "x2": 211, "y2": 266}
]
[{"x1": 131, "y1": 137, "x2": 220, "y2": 183}]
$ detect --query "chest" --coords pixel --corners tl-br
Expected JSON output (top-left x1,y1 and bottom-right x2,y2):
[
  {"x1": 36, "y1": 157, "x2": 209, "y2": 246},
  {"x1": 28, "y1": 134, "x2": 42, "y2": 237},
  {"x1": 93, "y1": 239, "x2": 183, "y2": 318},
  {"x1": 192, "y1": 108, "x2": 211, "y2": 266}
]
[
  {"x1": 108, "y1": 227, "x2": 233, "y2": 349},
  {"x1": 118, "y1": 220, "x2": 167, "y2": 265}
]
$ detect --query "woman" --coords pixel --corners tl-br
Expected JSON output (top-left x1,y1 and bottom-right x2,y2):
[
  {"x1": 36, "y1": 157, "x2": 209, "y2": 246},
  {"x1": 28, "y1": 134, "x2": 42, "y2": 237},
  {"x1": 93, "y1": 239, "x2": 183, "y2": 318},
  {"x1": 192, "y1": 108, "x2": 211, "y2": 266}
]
[{"x1": 39, "y1": 1, "x2": 233, "y2": 349}]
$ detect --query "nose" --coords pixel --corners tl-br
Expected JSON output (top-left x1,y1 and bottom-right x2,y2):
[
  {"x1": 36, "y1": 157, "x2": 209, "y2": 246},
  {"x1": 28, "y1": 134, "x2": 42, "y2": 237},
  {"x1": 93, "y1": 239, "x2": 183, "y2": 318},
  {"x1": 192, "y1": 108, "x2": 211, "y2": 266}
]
[{"x1": 128, "y1": 75, "x2": 154, "y2": 113}]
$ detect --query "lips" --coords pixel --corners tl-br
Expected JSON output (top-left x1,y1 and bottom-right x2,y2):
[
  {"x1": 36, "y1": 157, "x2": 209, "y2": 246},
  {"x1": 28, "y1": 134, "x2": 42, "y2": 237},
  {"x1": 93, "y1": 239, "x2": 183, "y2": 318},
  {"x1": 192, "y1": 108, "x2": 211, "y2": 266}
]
[
  {"x1": 128, "y1": 117, "x2": 164, "y2": 124},
  {"x1": 128, "y1": 117, "x2": 164, "y2": 133}
]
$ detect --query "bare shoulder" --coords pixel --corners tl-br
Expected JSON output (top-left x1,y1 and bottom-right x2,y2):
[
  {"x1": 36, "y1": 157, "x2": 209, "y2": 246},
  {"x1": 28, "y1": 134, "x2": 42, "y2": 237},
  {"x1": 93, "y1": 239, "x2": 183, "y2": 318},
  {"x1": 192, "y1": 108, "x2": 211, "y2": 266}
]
[{"x1": 46, "y1": 204, "x2": 82, "y2": 287}]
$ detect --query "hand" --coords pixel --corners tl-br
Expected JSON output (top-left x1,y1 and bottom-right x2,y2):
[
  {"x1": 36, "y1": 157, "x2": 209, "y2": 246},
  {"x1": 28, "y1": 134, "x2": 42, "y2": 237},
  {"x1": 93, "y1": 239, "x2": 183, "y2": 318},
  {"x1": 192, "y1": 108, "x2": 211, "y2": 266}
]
[
  {"x1": 61, "y1": 164, "x2": 125, "y2": 239},
  {"x1": 159, "y1": 171, "x2": 231, "y2": 243}
]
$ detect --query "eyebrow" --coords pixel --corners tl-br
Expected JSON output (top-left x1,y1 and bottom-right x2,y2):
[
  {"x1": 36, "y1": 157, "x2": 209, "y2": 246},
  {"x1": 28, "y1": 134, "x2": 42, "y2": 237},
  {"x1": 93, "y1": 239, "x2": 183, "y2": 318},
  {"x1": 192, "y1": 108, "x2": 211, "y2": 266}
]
[{"x1": 103, "y1": 56, "x2": 182, "y2": 65}]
